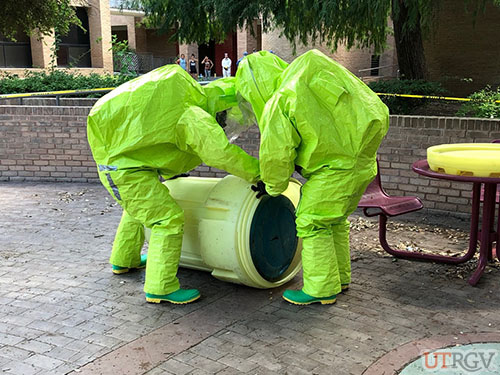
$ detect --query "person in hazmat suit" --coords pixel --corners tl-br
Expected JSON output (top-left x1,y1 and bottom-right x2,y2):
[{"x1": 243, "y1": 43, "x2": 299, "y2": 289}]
[
  {"x1": 234, "y1": 50, "x2": 389, "y2": 305},
  {"x1": 87, "y1": 65, "x2": 259, "y2": 305}
]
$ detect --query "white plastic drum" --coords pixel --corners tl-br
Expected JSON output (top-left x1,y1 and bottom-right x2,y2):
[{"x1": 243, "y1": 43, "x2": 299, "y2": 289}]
[{"x1": 145, "y1": 175, "x2": 302, "y2": 288}]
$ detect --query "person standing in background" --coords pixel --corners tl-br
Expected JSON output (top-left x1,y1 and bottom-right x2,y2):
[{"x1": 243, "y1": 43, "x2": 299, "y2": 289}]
[
  {"x1": 189, "y1": 54, "x2": 198, "y2": 79},
  {"x1": 176, "y1": 54, "x2": 187, "y2": 71},
  {"x1": 202, "y1": 56, "x2": 214, "y2": 79},
  {"x1": 221, "y1": 53, "x2": 232, "y2": 77}
]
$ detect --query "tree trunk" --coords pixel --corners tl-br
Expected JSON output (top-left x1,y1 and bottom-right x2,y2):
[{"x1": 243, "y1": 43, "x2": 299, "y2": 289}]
[{"x1": 392, "y1": 0, "x2": 428, "y2": 80}]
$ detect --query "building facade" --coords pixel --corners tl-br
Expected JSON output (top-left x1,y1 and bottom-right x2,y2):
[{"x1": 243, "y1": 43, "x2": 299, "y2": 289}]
[
  {"x1": 110, "y1": 7, "x2": 179, "y2": 74},
  {"x1": 1, "y1": 0, "x2": 498, "y2": 96},
  {"x1": 261, "y1": 28, "x2": 398, "y2": 82},
  {"x1": 179, "y1": 20, "x2": 396, "y2": 81},
  {"x1": 423, "y1": 0, "x2": 500, "y2": 96},
  {"x1": 0, "y1": 0, "x2": 113, "y2": 76}
]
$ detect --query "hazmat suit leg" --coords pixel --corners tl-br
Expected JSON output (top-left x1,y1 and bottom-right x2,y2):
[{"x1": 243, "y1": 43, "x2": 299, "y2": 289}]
[
  {"x1": 99, "y1": 169, "x2": 184, "y2": 295},
  {"x1": 296, "y1": 168, "x2": 371, "y2": 298},
  {"x1": 110, "y1": 210, "x2": 145, "y2": 268},
  {"x1": 333, "y1": 219, "x2": 351, "y2": 287},
  {"x1": 299, "y1": 232, "x2": 341, "y2": 297}
]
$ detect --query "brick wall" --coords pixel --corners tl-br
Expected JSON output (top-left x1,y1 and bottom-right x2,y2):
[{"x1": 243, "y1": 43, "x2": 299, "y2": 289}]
[
  {"x1": 1, "y1": 104, "x2": 500, "y2": 214},
  {"x1": 0, "y1": 106, "x2": 97, "y2": 183},
  {"x1": 143, "y1": 30, "x2": 178, "y2": 60},
  {"x1": 1, "y1": 98, "x2": 99, "y2": 107},
  {"x1": 261, "y1": 25, "x2": 398, "y2": 79},
  {"x1": 0, "y1": 105, "x2": 260, "y2": 183},
  {"x1": 424, "y1": 0, "x2": 500, "y2": 96},
  {"x1": 379, "y1": 116, "x2": 500, "y2": 214}
]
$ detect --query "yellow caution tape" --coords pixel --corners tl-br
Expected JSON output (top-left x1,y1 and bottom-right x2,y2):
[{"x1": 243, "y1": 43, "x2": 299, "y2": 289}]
[
  {"x1": 0, "y1": 87, "x2": 499, "y2": 104},
  {"x1": 377, "y1": 92, "x2": 500, "y2": 104}
]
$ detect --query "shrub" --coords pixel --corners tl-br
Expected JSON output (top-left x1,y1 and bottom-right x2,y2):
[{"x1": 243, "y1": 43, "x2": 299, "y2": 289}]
[
  {"x1": 368, "y1": 79, "x2": 447, "y2": 114},
  {"x1": 110, "y1": 35, "x2": 138, "y2": 76},
  {"x1": 0, "y1": 70, "x2": 136, "y2": 96},
  {"x1": 457, "y1": 86, "x2": 500, "y2": 119}
]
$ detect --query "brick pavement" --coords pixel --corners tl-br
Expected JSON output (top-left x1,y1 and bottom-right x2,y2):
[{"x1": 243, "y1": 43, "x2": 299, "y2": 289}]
[{"x1": 1, "y1": 182, "x2": 499, "y2": 375}]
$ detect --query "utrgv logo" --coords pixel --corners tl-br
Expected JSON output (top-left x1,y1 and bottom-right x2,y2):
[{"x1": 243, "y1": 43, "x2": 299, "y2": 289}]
[{"x1": 422, "y1": 349, "x2": 498, "y2": 373}]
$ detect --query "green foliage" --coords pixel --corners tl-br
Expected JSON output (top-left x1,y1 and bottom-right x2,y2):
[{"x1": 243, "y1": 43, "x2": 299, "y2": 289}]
[
  {"x1": 0, "y1": 0, "x2": 79, "y2": 40},
  {"x1": 391, "y1": 0, "x2": 435, "y2": 37},
  {"x1": 126, "y1": 0, "x2": 496, "y2": 53},
  {"x1": 457, "y1": 86, "x2": 500, "y2": 118},
  {"x1": 124, "y1": 0, "x2": 500, "y2": 79},
  {"x1": 110, "y1": 35, "x2": 138, "y2": 76},
  {"x1": 0, "y1": 70, "x2": 135, "y2": 96},
  {"x1": 368, "y1": 79, "x2": 447, "y2": 114},
  {"x1": 127, "y1": 0, "x2": 393, "y2": 53}
]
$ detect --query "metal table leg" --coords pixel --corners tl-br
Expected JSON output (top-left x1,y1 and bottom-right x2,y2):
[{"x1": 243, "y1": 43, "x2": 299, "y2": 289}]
[
  {"x1": 497, "y1": 186, "x2": 500, "y2": 262},
  {"x1": 469, "y1": 183, "x2": 498, "y2": 286}
]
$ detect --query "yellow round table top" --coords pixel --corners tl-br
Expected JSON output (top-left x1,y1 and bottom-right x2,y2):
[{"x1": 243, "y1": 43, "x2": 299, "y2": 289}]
[{"x1": 427, "y1": 143, "x2": 500, "y2": 178}]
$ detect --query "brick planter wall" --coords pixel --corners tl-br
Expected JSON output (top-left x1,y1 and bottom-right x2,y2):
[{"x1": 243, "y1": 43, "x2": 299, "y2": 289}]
[
  {"x1": 1, "y1": 104, "x2": 499, "y2": 214},
  {"x1": 0, "y1": 105, "x2": 260, "y2": 183},
  {"x1": 378, "y1": 116, "x2": 500, "y2": 214},
  {"x1": 0, "y1": 98, "x2": 100, "y2": 107},
  {"x1": 0, "y1": 106, "x2": 96, "y2": 183}
]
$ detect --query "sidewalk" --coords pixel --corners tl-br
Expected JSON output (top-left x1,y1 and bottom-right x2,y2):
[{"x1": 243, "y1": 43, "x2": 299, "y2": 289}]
[{"x1": 0, "y1": 182, "x2": 499, "y2": 375}]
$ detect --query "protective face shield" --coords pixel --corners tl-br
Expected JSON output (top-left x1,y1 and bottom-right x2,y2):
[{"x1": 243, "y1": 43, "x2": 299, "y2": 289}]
[
  {"x1": 235, "y1": 51, "x2": 288, "y2": 123},
  {"x1": 215, "y1": 93, "x2": 257, "y2": 143}
]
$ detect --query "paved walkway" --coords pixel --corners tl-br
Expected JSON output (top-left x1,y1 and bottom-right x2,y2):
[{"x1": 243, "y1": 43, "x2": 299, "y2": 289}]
[{"x1": 0, "y1": 182, "x2": 499, "y2": 375}]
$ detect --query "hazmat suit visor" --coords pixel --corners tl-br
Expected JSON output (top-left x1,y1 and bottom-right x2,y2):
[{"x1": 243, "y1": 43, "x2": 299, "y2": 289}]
[
  {"x1": 204, "y1": 77, "x2": 238, "y2": 116},
  {"x1": 235, "y1": 51, "x2": 288, "y2": 121},
  {"x1": 215, "y1": 93, "x2": 257, "y2": 143}
]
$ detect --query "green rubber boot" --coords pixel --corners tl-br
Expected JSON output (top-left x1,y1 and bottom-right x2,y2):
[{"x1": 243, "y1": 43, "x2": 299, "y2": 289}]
[
  {"x1": 145, "y1": 289, "x2": 201, "y2": 305},
  {"x1": 282, "y1": 289, "x2": 337, "y2": 305},
  {"x1": 112, "y1": 253, "x2": 147, "y2": 274}
]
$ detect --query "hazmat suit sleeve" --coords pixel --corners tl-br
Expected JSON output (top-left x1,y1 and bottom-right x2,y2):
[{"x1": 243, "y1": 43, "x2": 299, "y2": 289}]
[
  {"x1": 259, "y1": 95, "x2": 301, "y2": 196},
  {"x1": 176, "y1": 106, "x2": 260, "y2": 183}
]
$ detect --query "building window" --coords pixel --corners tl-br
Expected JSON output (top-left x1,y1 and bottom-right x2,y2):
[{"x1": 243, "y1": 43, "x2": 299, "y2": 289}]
[
  {"x1": 57, "y1": 7, "x2": 91, "y2": 67},
  {"x1": 111, "y1": 26, "x2": 128, "y2": 44},
  {"x1": 0, "y1": 31, "x2": 32, "y2": 68},
  {"x1": 370, "y1": 55, "x2": 380, "y2": 76}
]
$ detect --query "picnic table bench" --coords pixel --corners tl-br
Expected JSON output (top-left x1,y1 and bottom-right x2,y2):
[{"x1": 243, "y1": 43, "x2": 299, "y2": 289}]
[
  {"x1": 359, "y1": 146, "x2": 500, "y2": 286},
  {"x1": 358, "y1": 160, "x2": 424, "y2": 258}
]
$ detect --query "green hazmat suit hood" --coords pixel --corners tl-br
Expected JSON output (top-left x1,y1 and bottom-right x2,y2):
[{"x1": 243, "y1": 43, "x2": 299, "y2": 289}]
[
  {"x1": 87, "y1": 65, "x2": 259, "y2": 182},
  {"x1": 203, "y1": 77, "x2": 238, "y2": 117},
  {"x1": 235, "y1": 51, "x2": 288, "y2": 122}
]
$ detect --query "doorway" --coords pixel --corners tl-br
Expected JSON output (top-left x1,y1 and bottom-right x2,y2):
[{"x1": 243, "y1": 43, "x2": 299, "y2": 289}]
[
  {"x1": 198, "y1": 40, "x2": 215, "y2": 78},
  {"x1": 198, "y1": 32, "x2": 237, "y2": 78}
]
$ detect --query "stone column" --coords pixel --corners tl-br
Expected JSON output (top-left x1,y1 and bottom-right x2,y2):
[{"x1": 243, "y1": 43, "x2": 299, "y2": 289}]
[
  {"x1": 178, "y1": 43, "x2": 198, "y2": 59},
  {"x1": 237, "y1": 20, "x2": 261, "y2": 58},
  {"x1": 134, "y1": 24, "x2": 147, "y2": 53},
  {"x1": 30, "y1": 31, "x2": 56, "y2": 69},
  {"x1": 126, "y1": 21, "x2": 137, "y2": 51},
  {"x1": 87, "y1": 0, "x2": 113, "y2": 71},
  {"x1": 236, "y1": 28, "x2": 248, "y2": 59}
]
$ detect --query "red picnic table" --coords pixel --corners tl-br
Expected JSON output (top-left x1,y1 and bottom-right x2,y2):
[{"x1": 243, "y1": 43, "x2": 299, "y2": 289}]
[{"x1": 411, "y1": 159, "x2": 500, "y2": 286}]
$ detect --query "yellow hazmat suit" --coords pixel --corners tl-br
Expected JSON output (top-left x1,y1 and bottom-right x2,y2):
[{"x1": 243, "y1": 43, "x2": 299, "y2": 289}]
[
  {"x1": 235, "y1": 50, "x2": 389, "y2": 302},
  {"x1": 87, "y1": 66, "x2": 259, "y2": 302}
]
